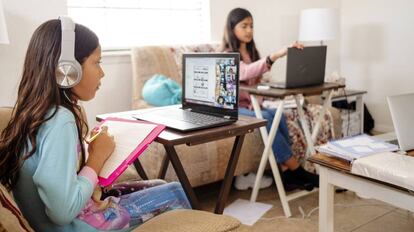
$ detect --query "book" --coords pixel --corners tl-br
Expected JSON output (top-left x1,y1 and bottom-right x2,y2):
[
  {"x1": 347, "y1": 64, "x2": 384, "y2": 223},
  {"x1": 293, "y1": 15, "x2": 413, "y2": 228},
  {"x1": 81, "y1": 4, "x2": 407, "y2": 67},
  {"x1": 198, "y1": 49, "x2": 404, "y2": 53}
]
[
  {"x1": 316, "y1": 134, "x2": 399, "y2": 162},
  {"x1": 93, "y1": 117, "x2": 165, "y2": 186}
]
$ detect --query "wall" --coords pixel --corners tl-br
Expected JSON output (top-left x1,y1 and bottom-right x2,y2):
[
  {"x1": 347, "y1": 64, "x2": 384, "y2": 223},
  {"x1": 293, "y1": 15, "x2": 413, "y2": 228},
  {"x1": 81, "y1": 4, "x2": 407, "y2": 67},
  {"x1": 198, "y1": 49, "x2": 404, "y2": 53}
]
[
  {"x1": 340, "y1": 0, "x2": 414, "y2": 132},
  {"x1": 1, "y1": 0, "x2": 340, "y2": 127},
  {"x1": 0, "y1": 0, "x2": 66, "y2": 106}
]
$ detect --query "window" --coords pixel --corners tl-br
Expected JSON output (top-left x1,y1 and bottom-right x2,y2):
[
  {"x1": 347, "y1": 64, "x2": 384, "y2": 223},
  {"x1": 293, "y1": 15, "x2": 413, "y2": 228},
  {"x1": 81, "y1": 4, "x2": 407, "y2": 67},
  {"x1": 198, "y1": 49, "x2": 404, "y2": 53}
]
[{"x1": 67, "y1": 0, "x2": 211, "y2": 50}]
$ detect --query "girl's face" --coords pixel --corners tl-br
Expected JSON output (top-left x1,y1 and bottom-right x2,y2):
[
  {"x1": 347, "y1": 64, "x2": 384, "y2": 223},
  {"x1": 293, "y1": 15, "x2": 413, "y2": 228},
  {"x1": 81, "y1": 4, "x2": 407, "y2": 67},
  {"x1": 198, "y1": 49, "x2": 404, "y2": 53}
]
[
  {"x1": 233, "y1": 17, "x2": 254, "y2": 44},
  {"x1": 72, "y1": 46, "x2": 104, "y2": 101}
]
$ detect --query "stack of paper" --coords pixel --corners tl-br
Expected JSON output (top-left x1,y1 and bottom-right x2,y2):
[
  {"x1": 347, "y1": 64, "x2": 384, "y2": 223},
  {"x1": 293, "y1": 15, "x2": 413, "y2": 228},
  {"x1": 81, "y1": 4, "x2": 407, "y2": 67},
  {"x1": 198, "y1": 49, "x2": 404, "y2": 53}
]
[{"x1": 317, "y1": 134, "x2": 399, "y2": 162}]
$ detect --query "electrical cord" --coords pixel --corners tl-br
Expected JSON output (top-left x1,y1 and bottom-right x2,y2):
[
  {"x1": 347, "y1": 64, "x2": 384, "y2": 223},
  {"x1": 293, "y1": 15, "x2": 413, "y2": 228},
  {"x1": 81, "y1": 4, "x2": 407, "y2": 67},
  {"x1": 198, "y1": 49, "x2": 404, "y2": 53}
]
[
  {"x1": 343, "y1": 90, "x2": 351, "y2": 136},
  {"x1": 259, "y1": 203, "x2": 390, "y2": 221}
]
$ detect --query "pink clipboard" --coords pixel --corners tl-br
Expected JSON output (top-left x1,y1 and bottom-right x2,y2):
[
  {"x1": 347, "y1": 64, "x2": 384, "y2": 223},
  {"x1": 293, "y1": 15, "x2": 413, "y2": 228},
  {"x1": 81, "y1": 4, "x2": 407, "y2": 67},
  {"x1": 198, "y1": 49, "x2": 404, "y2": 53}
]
[{"x1": 95, "y1": 117, "x2": 165, "y2": 187}]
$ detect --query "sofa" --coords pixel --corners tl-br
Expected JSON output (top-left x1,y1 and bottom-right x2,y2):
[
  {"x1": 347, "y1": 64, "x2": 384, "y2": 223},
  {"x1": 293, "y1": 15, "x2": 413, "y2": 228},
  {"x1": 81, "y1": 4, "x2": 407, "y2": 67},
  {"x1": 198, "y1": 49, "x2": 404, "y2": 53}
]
[
  {"x1": 0, "y1": 106, "x2": 248, "y2": 232},
  {"x1": 117, "y1": 43, "x2": 340, "y2": 186}
]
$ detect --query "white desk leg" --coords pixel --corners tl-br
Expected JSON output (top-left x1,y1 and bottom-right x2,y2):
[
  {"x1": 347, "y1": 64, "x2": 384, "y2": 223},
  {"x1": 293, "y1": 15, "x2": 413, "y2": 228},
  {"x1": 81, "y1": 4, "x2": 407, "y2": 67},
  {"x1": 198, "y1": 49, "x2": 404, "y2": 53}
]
[
  {"x1": 295, "y1": 95, "x2": 316, "y2": 155},
  {"x1": 319, "y1": 166, "x2": 334, "y2": 232},
  {"x1": 249, "y1": 95, "x2": 292, "y2": 217},
  {"x1": 356, "y1": 95, "x2": 364, "y2": 134},
  {"x1": 268, "y1": 144, "x2": 292, "y2": 217},
  {"x1": 311, "y1": 90, "x2": 334, "y2": 144}
]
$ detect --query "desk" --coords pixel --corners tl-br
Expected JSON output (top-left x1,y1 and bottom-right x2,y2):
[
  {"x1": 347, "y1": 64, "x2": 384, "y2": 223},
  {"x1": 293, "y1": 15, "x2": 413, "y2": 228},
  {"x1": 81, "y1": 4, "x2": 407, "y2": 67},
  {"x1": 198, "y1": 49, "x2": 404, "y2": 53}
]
[
  {"x1": 240, "y1": 82, "x2": 345, "y2": 217},
  {"x1": 97, "y1": 108, "x2": 266, "y2": 214},
  {"x1": 309, "y1": 153, "x2": 414, "y2": 232}
]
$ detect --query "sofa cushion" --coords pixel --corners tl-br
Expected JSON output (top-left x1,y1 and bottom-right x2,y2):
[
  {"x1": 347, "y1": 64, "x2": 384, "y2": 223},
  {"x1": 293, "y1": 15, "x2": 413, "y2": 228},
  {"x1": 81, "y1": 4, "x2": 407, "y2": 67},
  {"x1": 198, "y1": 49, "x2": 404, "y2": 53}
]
[
  {"x1": 0, "y1": 107, "x2": 12, "y2": 132},
  {"x1": 0, "y1": 185, "x2": 34, "y2": 232},
  {"x1": 132, "y1": 209, "x2": 242, "y2": 232}
]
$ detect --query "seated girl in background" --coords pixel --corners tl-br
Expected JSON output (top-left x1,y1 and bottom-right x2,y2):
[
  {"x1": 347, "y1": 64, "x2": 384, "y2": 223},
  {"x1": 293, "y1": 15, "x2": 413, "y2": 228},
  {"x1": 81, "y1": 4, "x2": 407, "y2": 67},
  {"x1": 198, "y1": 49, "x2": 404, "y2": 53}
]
[
  {"x1": 220, "y1": 8, "x2": 319, "y2": 191},
  {"x1": 0, "y1": 18, "x2": 190, "y2": 232}
]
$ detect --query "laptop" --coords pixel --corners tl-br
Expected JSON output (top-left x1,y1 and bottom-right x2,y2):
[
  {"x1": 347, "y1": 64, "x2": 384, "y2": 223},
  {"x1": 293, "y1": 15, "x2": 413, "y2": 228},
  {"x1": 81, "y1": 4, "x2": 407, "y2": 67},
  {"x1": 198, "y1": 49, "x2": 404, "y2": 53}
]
[
  {"x1": 266, "y1": 45, "x2": 327, "y2": 89},
  {"x1": 134, "y1": 53, "x2": 240, "y2": 132},
  {"x1": 386, "y1": 93, "x2": 414, "y2": 151}
]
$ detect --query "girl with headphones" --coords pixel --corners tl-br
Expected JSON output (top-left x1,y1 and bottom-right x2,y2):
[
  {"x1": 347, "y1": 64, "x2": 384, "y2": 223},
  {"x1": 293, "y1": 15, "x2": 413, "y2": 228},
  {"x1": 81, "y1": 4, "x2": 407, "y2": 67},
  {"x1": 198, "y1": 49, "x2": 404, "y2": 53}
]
[{"x1": 0, "y1": 17, "x2": 190, "y2": 231}]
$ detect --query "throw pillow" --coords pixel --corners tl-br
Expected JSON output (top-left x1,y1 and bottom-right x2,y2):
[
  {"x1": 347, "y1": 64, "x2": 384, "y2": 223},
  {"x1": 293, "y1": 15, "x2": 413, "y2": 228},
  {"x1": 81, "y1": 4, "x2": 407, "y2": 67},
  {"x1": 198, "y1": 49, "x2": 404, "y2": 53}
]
[{"x1": 142, "y1": 74, "x2": 182, "y2": 106}]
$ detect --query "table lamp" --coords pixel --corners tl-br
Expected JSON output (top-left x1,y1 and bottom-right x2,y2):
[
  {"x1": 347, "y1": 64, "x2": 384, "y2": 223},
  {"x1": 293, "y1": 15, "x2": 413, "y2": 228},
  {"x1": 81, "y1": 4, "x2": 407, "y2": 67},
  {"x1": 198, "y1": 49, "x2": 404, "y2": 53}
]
[
  {"x1": 0, "y1": 0, "x2": 9, "y2": 44},
  {"x1": 298, "y1": 8, "x2": 338, "y2": 45}
]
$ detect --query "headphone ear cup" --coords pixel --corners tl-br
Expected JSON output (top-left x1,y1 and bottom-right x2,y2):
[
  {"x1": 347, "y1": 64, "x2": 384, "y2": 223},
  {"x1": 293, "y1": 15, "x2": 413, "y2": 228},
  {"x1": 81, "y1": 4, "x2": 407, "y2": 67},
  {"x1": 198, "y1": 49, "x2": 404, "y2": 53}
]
[
  {"x1": 56, "y1": 60, "x2": 82, "y2": 88},
  {"x1": 57, "y1": 16, "x2": 81, "y2": 89}
]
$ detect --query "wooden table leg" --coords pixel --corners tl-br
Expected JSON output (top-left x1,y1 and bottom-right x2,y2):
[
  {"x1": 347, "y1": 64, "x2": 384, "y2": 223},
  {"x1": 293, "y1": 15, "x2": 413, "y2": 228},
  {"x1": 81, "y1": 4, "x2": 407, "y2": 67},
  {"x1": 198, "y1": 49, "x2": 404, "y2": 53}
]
[
  {"x1": 164, "y1": 145, "x2": 201, "y2": 210},
  {"x1": 133, "y1": 158, "x2": 148, "y2": 180},
  {"x1": 157, "y1": 152, "x2": 170, "y2": 179},
  {"x1": 215, "y1": 134, "x2": 245, "y2": 214}
]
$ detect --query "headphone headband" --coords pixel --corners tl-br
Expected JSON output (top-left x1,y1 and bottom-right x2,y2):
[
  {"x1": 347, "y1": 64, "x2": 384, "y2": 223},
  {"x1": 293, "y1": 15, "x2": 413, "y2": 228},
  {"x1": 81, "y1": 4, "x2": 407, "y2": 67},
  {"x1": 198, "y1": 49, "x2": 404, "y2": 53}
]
[
  {"x1": 56, "y1": 16, "x2": 82, "y2": 89},
  {"x1": 58, "y1": 16, "x2": 76, "y2": 61}
]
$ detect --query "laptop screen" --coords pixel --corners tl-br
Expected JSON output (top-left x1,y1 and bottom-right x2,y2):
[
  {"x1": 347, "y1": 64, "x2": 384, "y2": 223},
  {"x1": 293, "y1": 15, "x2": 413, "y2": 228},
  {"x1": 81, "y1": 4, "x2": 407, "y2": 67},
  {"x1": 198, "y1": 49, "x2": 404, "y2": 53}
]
[{"x1": 183, "y1": 53, "x2": 239, "y2": 111}]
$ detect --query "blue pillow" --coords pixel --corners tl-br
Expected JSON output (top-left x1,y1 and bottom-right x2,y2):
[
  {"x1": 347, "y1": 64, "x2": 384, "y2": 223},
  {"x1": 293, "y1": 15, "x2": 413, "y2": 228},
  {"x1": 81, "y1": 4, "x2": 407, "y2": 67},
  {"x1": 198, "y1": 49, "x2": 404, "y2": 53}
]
[{"x1": 142, "y1": 74, "x2": 182, "y2": 106}]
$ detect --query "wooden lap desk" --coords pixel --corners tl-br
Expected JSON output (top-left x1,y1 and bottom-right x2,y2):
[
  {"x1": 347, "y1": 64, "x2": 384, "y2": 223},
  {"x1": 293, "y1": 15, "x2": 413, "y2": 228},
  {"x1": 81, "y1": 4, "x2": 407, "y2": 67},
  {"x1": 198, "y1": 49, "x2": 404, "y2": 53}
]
[
  {"x1": 240, "y1": 82, "x2": 345, "y2": 217},
  {"x1": 309, "y1": 152, "x2": 414, "y2": 232},
  {"x1": 97, "y1": 108, "x2": 266, "y2": 214}
]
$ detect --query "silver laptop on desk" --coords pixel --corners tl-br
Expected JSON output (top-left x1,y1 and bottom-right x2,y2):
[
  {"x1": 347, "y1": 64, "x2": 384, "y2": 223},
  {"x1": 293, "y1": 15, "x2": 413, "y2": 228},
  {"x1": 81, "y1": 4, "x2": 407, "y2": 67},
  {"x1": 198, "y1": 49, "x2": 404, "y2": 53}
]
[
  {"x1": 267, "y1": 46, "x2": 327, "y2": 89},
  {"x1": 134, "y1": 53, "x2": 240, "y2": 132},
  {"x1": 387, "y1": 92, "x2": 414, "y2": 151}
]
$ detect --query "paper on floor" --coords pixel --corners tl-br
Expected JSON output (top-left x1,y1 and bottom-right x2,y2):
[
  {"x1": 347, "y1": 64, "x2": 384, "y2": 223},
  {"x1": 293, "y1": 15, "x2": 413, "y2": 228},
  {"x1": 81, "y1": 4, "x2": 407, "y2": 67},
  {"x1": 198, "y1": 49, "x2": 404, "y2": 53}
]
[{"x1": 223, "y1": 199, "x2": 273, "y2": 226}]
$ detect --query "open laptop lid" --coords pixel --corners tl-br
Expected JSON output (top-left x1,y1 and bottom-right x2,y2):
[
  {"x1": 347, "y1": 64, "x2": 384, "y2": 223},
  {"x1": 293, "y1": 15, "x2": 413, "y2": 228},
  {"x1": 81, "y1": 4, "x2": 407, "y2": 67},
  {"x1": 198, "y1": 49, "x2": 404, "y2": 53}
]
[
  {"x1": 387, "y1": 92, "x2": 414, "y2": 151},
  {"x1": 182, "y1": 53, "x2": 240, "y2": 120},
  {"x1": 285, "y1": 45, "x2": 327, "y2": 88}
]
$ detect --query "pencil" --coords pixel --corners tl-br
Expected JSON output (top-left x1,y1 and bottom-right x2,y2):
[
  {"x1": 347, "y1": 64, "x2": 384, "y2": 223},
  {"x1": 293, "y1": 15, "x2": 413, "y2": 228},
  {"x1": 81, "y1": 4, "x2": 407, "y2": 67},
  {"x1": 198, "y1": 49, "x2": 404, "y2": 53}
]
[{"x1": 85, "y1": 127, "x2": 103, "y2": 144}]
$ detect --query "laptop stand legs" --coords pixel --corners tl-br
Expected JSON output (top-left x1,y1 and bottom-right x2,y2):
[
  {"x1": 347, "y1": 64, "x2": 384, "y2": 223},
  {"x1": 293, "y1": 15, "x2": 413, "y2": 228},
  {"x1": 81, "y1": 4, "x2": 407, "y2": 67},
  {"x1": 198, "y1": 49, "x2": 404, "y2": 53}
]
[
  {"x1": 215, "y1": 135, "x2": 245, "y2": 214},
  {"x1": 133, "y1": 158, "x2": 149, "y2": 180},
  {"x1": 163, "y1": 135, "x2": 246, "y2": 214},
  {"x1": 164, "y1": 145, "x2": 202, "y2": 210},
  {"x1": 295, "y1": 95, "x2": 316, "y2": 156},
  {"x1": 249, "y1": 95, "x2": 293, "y2": 217},
  {"x1": 157, "y1": 151, "x2": 170, "y2": 179}
]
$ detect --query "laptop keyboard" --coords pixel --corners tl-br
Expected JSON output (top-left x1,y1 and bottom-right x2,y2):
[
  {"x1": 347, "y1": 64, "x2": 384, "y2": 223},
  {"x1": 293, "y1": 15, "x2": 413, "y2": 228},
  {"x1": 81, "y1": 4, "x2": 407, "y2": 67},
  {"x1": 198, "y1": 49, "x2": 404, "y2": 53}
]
[{"x1": 170, "y1": 110, "x2": 231, "y2": 125}]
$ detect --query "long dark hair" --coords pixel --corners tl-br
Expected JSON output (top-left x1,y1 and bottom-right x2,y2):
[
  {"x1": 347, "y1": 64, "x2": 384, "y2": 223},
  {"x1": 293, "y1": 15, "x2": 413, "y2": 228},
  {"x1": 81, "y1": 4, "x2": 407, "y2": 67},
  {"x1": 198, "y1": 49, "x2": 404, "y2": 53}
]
[
  {"x1": 0, "y1": 19, "x2": 99, "y2": 190},
  {"x1": 220, "y1": 8, "x2": 261, "y2": 62}
]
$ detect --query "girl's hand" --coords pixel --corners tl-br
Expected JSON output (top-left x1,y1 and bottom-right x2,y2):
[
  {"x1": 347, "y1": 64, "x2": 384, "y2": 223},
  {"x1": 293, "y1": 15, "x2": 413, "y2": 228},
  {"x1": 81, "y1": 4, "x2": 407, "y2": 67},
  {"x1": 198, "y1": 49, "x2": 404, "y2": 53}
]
[
  {"x1": 270, "y1": 41, "x2": 304, "y2": 62},
  {"x1": 86, "y1": 126, "x2": 115, "y2": 174}
]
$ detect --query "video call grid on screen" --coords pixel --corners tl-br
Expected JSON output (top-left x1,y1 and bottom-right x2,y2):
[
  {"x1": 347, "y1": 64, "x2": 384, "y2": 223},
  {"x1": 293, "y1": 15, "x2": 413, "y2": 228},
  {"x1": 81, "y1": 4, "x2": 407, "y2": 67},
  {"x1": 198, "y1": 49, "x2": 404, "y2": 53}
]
[{"x1": 184, "y1": 57, "x2": 237, "y2": 109}]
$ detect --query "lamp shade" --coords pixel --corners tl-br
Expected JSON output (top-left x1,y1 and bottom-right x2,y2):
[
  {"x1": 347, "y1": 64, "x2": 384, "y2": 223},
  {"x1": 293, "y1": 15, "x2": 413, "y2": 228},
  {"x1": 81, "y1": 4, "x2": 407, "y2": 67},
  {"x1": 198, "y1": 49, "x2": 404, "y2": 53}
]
[
  {"x1": 298, "y1": 8, "x2": 338, "y2": 42},
  {"x1": 0, "y1": 0, "x2": 9, "y2": 44}
]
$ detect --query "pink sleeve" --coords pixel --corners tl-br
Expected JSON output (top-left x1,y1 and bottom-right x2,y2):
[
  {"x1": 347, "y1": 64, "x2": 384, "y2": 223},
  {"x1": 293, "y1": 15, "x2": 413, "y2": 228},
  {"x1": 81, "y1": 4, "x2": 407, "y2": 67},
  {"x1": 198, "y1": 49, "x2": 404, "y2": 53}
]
[
  {"x1": 78, "y1": 166, "x2": 98, "y2": 187},
  {"x1": 239, "y1": 58, "x2": 269, "y2": 81}
]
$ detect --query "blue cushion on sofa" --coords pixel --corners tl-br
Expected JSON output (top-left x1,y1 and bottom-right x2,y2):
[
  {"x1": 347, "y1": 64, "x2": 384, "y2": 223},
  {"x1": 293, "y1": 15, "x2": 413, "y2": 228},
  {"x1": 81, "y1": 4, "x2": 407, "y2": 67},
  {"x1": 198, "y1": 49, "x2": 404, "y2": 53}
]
[{"x1": 142, "y1": 74, "x2": 182, "y2": 106}]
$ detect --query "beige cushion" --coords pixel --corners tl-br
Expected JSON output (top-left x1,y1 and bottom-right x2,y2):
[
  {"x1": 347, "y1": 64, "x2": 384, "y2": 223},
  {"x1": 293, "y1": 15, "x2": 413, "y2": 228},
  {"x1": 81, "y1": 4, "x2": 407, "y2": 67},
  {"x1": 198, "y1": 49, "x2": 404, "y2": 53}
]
[
  {"x1": 0, "y1": 185, "x2": 34, "y2": 232},
  {"x1": 132, "y1": 209, "x2": 243, "y2": 232},
  {"x1": 0, "y1": 107, "x2": 12, "y2": 132}
]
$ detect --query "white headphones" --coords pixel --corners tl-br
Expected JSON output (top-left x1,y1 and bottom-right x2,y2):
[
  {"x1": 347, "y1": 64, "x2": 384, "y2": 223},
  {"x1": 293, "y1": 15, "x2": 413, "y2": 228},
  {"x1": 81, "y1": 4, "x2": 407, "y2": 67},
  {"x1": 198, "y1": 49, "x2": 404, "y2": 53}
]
[{"x1": 56, "y1": 16, "x2": 82, "y2": 88}]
